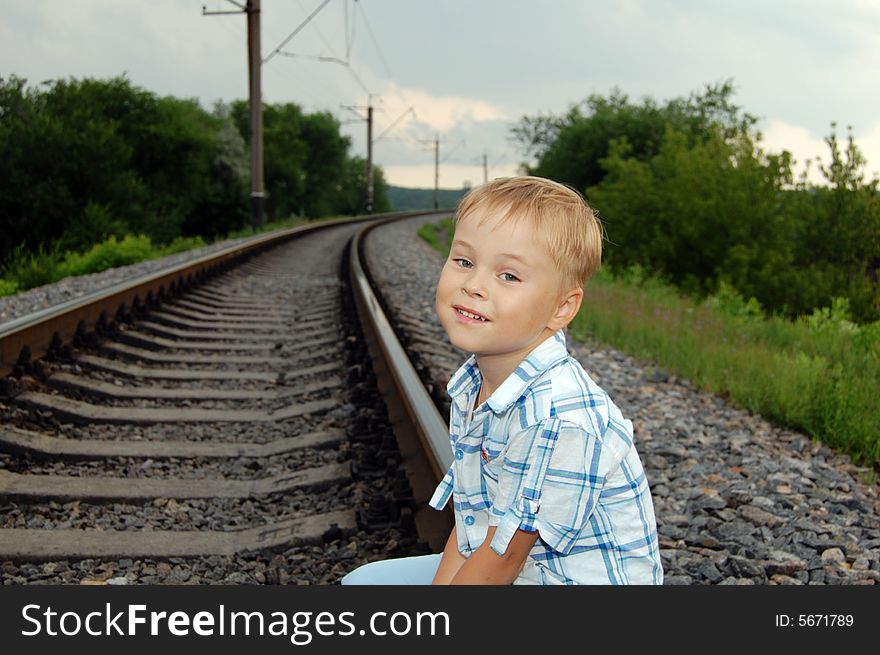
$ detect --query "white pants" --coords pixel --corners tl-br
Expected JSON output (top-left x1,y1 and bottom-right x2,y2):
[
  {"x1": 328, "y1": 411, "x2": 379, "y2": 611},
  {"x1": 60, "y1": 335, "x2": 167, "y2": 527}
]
[{"x1": 340, "y1": 554, "x2": 443, "y2": 585}]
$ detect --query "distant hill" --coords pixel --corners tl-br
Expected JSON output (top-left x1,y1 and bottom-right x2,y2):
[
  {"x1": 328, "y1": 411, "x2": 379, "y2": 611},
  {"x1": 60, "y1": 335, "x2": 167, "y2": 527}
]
[{"x1": 387, "y1": 185, "x2": 468, "y2": 212}]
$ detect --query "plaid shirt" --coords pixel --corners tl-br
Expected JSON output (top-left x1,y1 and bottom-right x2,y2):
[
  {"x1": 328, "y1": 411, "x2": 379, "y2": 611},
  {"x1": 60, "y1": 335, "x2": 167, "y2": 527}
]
[{"x1": 429, "y1": 330, "x2": 663, "y2": 584}]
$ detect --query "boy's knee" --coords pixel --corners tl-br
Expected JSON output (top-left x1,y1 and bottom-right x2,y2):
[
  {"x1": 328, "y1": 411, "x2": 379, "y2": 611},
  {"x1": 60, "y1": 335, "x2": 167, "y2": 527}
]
[
  {"x1": 340, "y1": 559, "x2": 384, "y2": 585},
  {"x1": 339, "y1": 554, "x2": 442, "y2": 585}
]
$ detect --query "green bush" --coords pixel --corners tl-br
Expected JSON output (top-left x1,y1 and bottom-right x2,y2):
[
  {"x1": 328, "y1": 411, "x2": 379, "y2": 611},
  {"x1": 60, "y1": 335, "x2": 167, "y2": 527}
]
[
  {"x1": 58, "y1": 202, "x2": 128, "y2": 253},
  {"x1": 157, "y1": 235, "x2": 206, "y2": 257},
  {"x1": 0, "y1": 215, "x2": 335, "y2": 298},
  {"x1": 56, "y1": 234, "x2": 154, "y2": 278},
  {"x1": 706, "y1": 281, "x2": 764, "y2": 321},
  {"x1": 1, "y1": 243, "x2": 60, "y2": 290},
  {"x1": 417, "y1": 217, "x2": 455, "y2": 255},
  {"x1": 0, "y1": 278, "x2": 19, "y2": 297},
  {"x1": 804, "y1": 297, "x2": 858, "y2": 334}
]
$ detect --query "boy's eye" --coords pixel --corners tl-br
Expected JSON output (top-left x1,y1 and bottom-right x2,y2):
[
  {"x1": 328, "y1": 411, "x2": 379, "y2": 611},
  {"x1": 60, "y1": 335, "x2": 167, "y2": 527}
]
[
  {"x1": 452, "y1": 258, "x2": 473, "y2": 269},
  {"x1": 501, "y1": 272, "x2": 520, "y2": 282}
]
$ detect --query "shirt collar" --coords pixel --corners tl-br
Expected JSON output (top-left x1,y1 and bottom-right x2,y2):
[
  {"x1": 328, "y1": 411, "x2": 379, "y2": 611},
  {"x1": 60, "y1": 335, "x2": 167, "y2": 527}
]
[{"x1": 446, "y1": 330, "x2": 570, "y2": 413}]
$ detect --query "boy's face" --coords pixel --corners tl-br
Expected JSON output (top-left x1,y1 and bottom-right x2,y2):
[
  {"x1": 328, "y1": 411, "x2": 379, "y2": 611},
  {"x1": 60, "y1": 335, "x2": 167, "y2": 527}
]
[{"x1": 435, "y1": 209, "x2": 572, "y2": 363}]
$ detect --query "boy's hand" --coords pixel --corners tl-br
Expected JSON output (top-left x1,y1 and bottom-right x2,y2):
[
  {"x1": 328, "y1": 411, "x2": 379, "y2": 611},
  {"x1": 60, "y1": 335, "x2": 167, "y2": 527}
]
[
  {"x1": 449, "y1": 526, "x2": 538, "y2": 585},
  {"x1": 431, "y1": 526, "x2": 468, "y2": 585}
]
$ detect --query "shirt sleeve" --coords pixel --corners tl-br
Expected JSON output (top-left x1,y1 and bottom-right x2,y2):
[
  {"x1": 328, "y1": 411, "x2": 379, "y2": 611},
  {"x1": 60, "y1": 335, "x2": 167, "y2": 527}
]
[
  {"x1": 487, "y1": 416, "x2": 633, "y2": 556},
  {"x1": 429, "y1": 462, "x2": 455, "y2": 511}
]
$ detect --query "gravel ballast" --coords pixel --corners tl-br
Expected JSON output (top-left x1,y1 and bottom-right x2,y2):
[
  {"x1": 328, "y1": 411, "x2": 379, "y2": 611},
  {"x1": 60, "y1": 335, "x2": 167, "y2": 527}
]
[{"x1": 0, "y1": 233, "x2": 264, "y2": 326}]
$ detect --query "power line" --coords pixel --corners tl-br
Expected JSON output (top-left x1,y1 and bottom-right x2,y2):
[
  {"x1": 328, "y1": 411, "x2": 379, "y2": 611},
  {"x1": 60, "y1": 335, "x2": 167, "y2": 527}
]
[
  {"x1": 374, "y1": 106, "x2": 415, "y2": 142},
  {"x1": 263, "y1": 51, "x2": 338, "y2": 107},
  {"x1": 263, "y1": 0, "x2": 332, "y2": 64},
  {"x1": 278, "y1": 51, "x2": 371, "y2": 96},
  {"x1": 356, "y1": 0, "x2": 393, "y2": 77},
  {"x1": 295, "y1": 0, "x2": 339, "y2": 57},
  {"x1": 440, "y1": 139, "x2": 465, "y2": 163},
  {"x1": 202, "y1": 0, "x2": 247, "y2": 15},
  {"x1": 344, "y1": 0, "x2": 357, "y2": 62},
  {"x1": 273, "y1": 1, "x2": 375, "y2": 101},
  {"x1": 383, "y1": 133, "x2": 422, "y2": 148},
  {"x1": 356, "y1": 0, "x2": 411, "y2": 114}
]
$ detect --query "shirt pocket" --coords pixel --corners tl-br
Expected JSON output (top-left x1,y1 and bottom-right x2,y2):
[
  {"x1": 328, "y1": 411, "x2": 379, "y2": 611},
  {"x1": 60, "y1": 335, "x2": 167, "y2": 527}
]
[{"x1": 479, "y1": 438, "x2": 504, "y2": 479}]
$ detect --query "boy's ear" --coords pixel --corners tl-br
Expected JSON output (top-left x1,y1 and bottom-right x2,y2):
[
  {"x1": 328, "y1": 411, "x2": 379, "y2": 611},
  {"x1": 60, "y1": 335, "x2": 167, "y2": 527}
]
[{"x1": 548, "y1": 287, "x2": 583, "y2": 330}]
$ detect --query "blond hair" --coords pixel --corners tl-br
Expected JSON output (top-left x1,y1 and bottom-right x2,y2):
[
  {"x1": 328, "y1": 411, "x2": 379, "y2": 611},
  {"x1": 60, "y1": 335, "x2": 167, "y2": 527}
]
[{"x1": 454, "y1": 176, "x2": 603, "y2": 292}]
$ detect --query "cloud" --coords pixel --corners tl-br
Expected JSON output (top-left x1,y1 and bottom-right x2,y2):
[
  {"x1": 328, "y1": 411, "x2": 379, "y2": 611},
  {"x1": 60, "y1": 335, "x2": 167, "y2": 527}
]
[
  {"x1": 376, "y1": 81, "x2": 507, "y2": 133},
  {"x1": 857, "y1": 122, "x2": 880, "y2": 180},
  {"x1": 382, "y1": 163, "x2": 519, "y2": 190},
  {"x1": 760, "y1": 119, "x2": 880, "y2": 185},
  {"x1": 760, "y1": 119, "x2": 828, "y2": 184}
]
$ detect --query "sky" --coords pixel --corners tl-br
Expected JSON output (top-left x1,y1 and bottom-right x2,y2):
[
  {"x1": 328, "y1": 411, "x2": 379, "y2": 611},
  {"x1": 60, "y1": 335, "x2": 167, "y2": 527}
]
[{"x1": 2, "y1": 0, "x2": 879, "y2": 189}]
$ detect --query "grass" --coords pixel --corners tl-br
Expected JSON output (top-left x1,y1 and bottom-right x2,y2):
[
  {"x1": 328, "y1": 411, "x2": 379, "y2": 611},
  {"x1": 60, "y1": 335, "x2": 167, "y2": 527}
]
[
  {"x1": 417, "y1": 218, "x2": 880, "y2": 474},
  {"x1": 0, "y1": 215, "x2": 337, "y2": 299},
  {"x1": 417, "y1": 217, "x2": 455, "y2": 254}
]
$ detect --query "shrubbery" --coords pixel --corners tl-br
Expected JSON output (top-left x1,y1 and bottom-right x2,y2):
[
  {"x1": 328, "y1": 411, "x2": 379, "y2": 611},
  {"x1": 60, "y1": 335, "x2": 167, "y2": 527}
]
[
  {"x1": 416, "y1": 217, "x2": 455, "y2": 253},
  {"x1": 0, "y1": 234, "x2": 207, "y2": 296},
  {"x1": 571, "y1": 264, "x2": 880, "y2": 467}
]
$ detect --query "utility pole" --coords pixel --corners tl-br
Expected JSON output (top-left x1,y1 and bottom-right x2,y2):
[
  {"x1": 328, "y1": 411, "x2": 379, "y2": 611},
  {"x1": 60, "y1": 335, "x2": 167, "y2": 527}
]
[
  {"x1": 247, "y1": 0, "x2": 264, "y2": 228},
  {"x1": 203, "y1": 0, "x2": 264, "y2": 229},
  {"x1": 482, "y1": 153, "x2": 488, "y2": 185},
  {"x1": 434, "y1": 134, "x2": 439, "y2": 210},
  {"x1": 366, "y1": 104, "x2": 374, "y2": 213},
  {"x1": 342, "y1": 99, "x2": 375, "y2": 214},
  {"x1": 359, "y1": 105, "x2": 415, "y2": 214}
]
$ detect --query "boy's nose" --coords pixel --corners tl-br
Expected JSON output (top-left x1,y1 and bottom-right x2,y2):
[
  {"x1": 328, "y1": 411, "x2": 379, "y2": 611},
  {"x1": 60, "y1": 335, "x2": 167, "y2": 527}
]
[{"x1": 462, "y1": 279, "x2": 486, "y2": 298}]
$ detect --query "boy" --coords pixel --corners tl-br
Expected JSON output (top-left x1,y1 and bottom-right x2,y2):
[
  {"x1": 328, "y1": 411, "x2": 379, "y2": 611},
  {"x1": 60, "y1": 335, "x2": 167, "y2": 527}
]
[{"x1": 342, "y1": 176, "x2": 662, "y2": 585}]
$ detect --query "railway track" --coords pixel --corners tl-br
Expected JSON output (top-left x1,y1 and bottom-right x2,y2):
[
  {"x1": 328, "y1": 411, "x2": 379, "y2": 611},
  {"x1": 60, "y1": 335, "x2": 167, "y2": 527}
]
[{"x1": 0, "y1": 212, "x2": 452, "y2": 584}]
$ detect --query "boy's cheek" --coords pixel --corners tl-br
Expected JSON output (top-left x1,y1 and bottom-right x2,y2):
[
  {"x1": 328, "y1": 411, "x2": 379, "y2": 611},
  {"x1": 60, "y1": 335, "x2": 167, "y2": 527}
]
[
  {"x1": 434, "y1": 291, "x2": 450, "y2": 326},
  {"x1": 435, "y1": 276, "x2": 456, "y2": 315}
]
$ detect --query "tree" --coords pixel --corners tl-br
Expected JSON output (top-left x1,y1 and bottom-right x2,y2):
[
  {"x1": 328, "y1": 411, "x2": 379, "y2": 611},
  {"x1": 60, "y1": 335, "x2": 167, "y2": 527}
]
[
  {"x1": 298, "y1": 110, "x2": 351, "y2": 217},
  {"x1": 587, "y1": 125, "x2": 797, "y2": 299},
  {"x1": 0, "y1": 75, "x2": 249, "y2": 262},
  {"x1": 230, "y1": 101, "x2": 353, "y2": 219},
  {"x1": 230, "y1": 99, "x2": 397, "y2": 219},
  {"x1": 786, "y1": 126, "x2": 880, "y2": 320},
  {"x1": 512, "y1": 81, "x2": 756, "y2": 193},
  {"x1": 335, "y1": 156, "x2": 392, "y2": 215}
]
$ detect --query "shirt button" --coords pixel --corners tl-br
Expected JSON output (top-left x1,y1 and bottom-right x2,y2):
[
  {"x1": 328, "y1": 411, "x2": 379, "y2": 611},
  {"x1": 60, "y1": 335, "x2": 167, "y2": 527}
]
[
  {"x1": 464, "y1": 516, "x2": 475, "y2": 526},
  {"x1": 455, "y1": 449, "x2": 464, "y2": 460}
]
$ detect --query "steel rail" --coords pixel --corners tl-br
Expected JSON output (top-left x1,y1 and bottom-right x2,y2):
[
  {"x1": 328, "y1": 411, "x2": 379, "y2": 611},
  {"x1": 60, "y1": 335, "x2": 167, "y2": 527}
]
[
  {"x1": 0, "y1": 209, "x2": 454, "y2": 557},
  {"x1": 348, "y1": 214, "x2": 454, "y2": 549},
  {"x1": 0, "y1": 212, "x2": 434, "y2": 378}
]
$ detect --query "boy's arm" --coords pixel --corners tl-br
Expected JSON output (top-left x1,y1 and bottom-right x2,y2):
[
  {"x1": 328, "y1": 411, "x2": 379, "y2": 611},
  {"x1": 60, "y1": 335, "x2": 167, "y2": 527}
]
[
  {"x1": 431, "y1": 526, "x2": 468, "y2": 585},
  {"x1": 449, "y1": 526, "x2": 538, "y2": 585}
]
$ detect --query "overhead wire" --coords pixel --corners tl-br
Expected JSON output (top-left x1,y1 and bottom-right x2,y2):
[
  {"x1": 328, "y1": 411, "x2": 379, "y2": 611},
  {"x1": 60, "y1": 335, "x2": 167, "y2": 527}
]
[
  {"x1": 440, "y1": 139, "x2": 466, "y2": 163},
  {"x1": 295, "y1": 0, "x2": 339, "y2": 57},
  {"x1": 262, "y1": 1, "x2": 428, "y2": 183},
  {"x1": 263, "y1": 0, "x2": 332, "y2": 64},
  {"x1": 277, "y1": 51, "x2": 371, "y2": 97},
  {"x1": 344, "y1": 0, "x2": 357, "y2": 62},
  {"x1": 356, "y1": 0, "x2": 393, "y2": 78}
]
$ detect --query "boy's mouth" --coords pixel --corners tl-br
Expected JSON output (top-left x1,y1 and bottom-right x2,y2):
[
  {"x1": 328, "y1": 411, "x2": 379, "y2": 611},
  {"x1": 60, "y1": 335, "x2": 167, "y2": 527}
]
[{"x1": 453, "y1": 306, "x2": 489, "y2": 322}]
